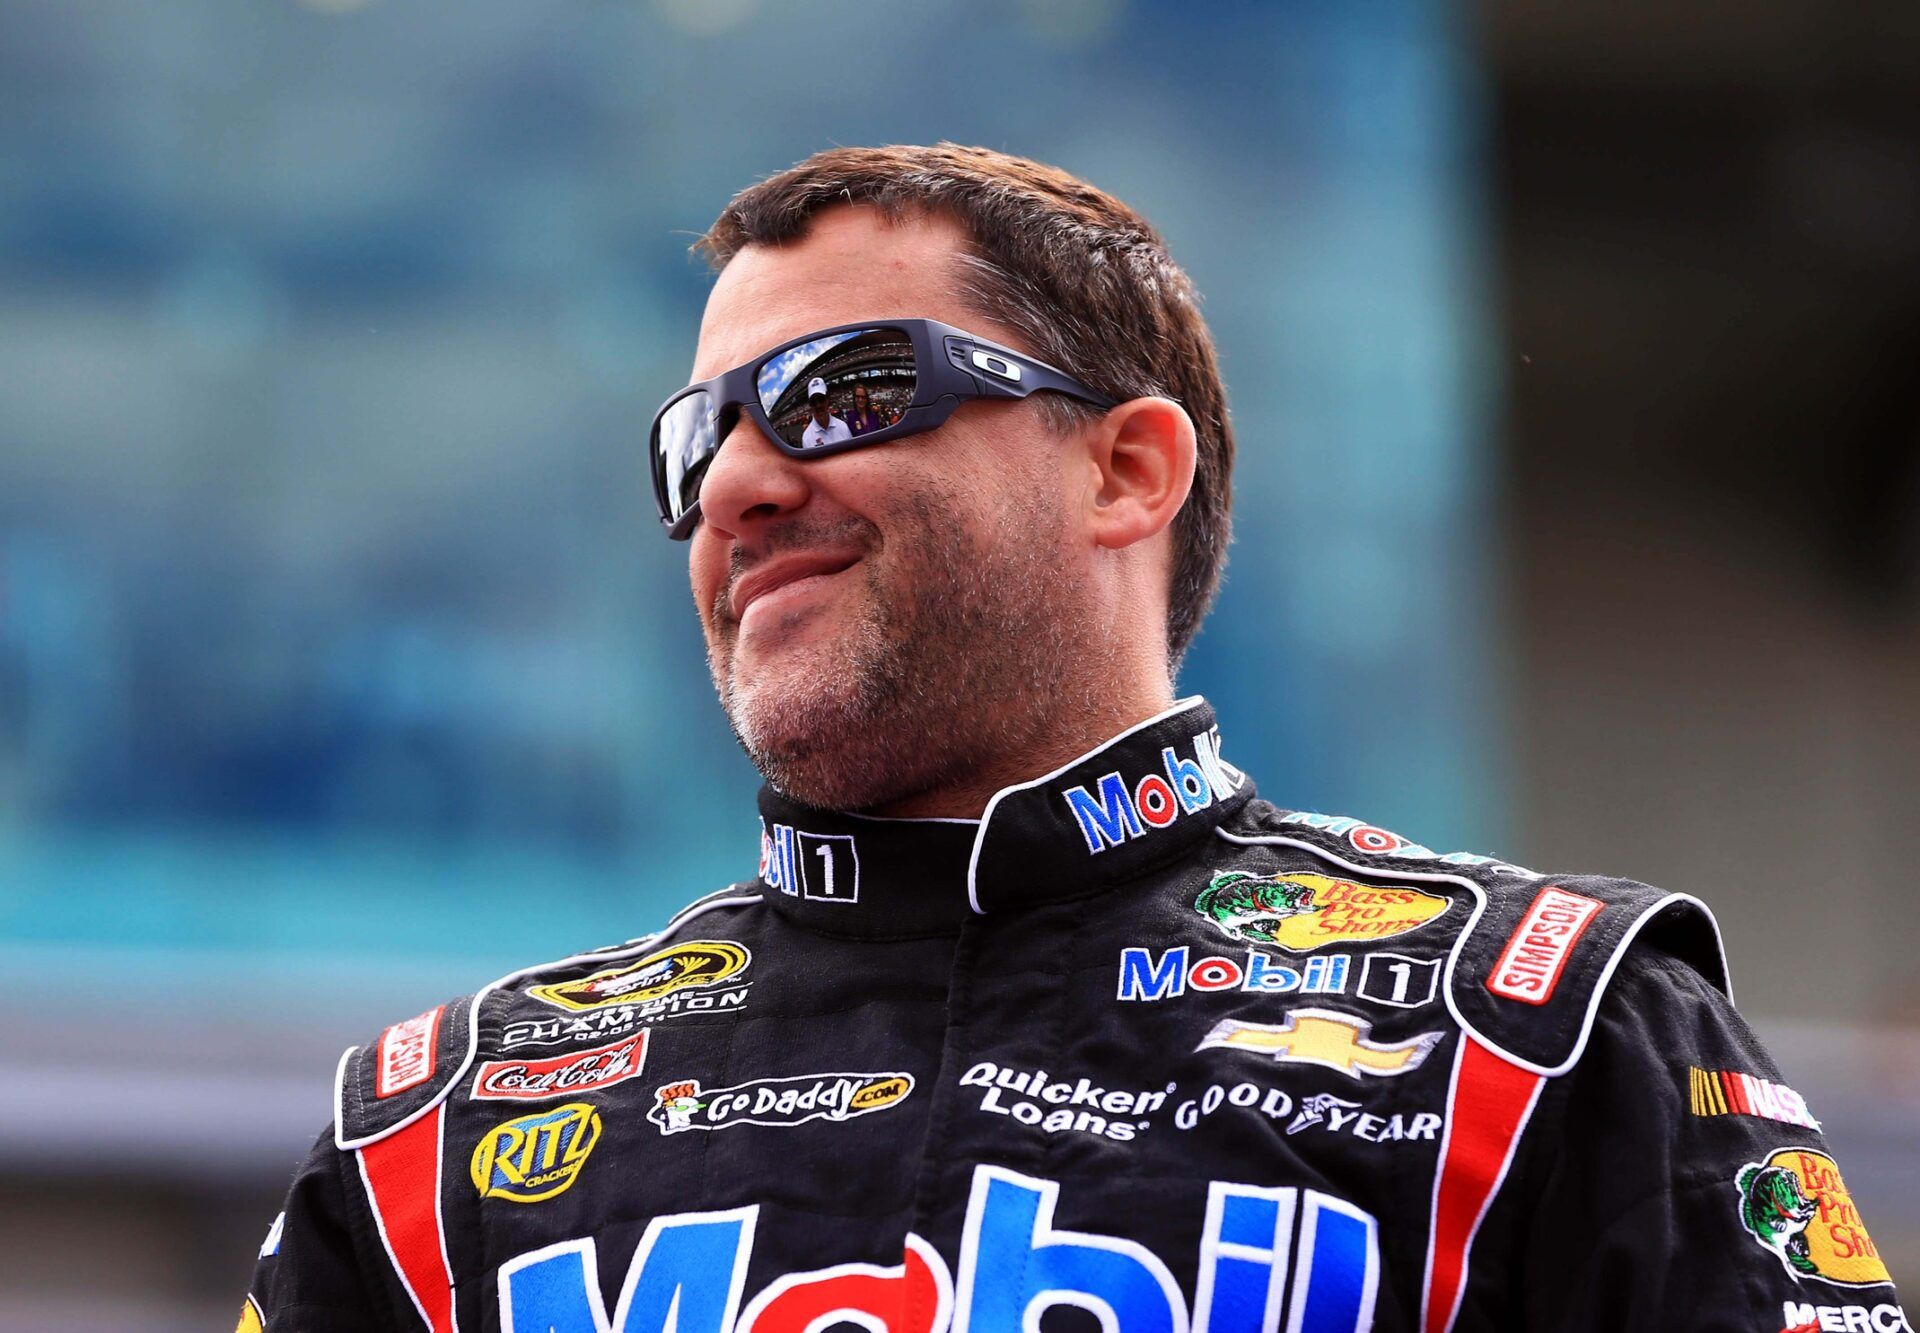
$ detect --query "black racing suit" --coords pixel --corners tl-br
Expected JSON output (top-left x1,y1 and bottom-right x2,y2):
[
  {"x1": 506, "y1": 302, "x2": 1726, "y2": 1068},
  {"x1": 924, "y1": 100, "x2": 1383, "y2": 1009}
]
[{"x1": 240, "y1": 698, "x2": 1909, "y2": 1333}]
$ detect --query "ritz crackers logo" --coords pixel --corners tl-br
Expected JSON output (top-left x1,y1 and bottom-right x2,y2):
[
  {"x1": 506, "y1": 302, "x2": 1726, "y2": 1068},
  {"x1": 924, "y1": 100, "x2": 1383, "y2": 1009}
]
[
  {"x1": 471, "y1": 1102, "x2": 603, "y2": 1203},
  {"x1": 1735, "y1": 1147, "x2": 1893, "y2": 1288},
  {"x1": 528, "y1": 941, "x2": 750, "y2": 1013},
  {"x1": 1192, "y1": 870, "x2": 1451, "y2": 953},
  {"x1": 1061, "y1": 725, "x2": 1243, "y2": 854}
]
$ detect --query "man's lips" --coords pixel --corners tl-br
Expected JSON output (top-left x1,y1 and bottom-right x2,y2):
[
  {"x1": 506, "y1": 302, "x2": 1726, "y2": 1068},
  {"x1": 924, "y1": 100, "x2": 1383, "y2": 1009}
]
[{"x1": 728, "y1": 551, "x2": 862, "y2": 622}]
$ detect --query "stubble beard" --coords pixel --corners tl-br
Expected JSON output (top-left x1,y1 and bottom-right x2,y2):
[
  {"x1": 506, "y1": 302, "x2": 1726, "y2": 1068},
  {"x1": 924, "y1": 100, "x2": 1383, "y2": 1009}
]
[{"x1": 711, "y1": 489, "x2": 1099, "y2": 812}]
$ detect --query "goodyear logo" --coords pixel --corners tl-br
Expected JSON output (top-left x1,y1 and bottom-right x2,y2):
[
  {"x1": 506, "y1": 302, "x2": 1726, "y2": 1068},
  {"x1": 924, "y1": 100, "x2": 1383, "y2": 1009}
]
[
  {"x1": 1193, "y1": 870, "x2": 1450, "y2": 953},
  {"x1": 529, "y1": 941, "x2": 750, "y2": 1013},
  {"x1": 1734, "y1": 1147, "x2": 1892, "y2": 1288},
  {"x1": 470, "y1": 1102, "x2": 602, "y2": 1204}
]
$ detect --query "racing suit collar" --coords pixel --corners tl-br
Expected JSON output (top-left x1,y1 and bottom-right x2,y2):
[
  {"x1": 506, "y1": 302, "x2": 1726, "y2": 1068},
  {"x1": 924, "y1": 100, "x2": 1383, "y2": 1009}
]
[{"x1": 753, "y1": 696, "x2": 1253, "y2": 938}]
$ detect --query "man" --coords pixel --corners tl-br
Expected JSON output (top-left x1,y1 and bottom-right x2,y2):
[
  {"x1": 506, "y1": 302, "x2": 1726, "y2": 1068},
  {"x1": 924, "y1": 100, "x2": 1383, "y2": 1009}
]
[
  {"x1": 240, "y1": 144, "x2": 1907, "y2": 1333},
  {"x1": 800, "y1": 375, "x2": 853, "y2": 449}
]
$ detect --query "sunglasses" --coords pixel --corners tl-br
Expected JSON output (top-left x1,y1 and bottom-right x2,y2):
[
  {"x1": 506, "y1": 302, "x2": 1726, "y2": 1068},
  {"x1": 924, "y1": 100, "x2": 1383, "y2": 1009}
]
[{"x1": 648, "y1": 318, "x2": 1118, "y2": 538}]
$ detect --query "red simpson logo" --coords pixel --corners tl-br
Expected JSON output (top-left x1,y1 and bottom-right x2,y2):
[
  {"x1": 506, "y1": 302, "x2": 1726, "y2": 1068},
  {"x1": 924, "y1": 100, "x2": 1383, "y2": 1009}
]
[
  {"x1": 375, "y1": 1005, "x2": 444, "y2": 1098},
  {"x1": 1485, "y1": 887, "x2": 1603, "y2": 1005}
]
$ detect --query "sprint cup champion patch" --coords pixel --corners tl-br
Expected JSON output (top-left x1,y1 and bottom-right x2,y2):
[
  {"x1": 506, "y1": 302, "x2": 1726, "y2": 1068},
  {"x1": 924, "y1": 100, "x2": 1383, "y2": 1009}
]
[
  {"x1": 528, "y1": 940, "x2": 749, "y2": 1013},
  {"x1": 648, "y1": 1072, "x2": 913, "y2": 1135},
  {"x1": 1734, "y1": 1148, "x2": 1893, "y2": 1287},
  {"x1": 470, "y1": 1102, "x2": 603, "y2": 1203},
  {"x1": 1192, "y1": 870, "x2": 1450, "y2": 952}
]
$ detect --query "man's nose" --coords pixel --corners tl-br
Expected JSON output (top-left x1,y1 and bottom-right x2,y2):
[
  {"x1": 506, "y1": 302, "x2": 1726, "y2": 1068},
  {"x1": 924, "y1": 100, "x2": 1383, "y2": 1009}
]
[{"x1": 694, "y1": 416, "x2": 811, "y2": 538}]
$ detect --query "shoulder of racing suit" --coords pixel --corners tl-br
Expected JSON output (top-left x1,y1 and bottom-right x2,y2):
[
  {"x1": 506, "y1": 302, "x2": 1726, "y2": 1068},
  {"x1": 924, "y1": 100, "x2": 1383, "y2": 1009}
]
[
  {"x1": 1220, "y1": 799, "x2": 1733, "y2": 1077},
  {"x1": 333, "y1": 883, "x2": 761, "y2": 1150}
]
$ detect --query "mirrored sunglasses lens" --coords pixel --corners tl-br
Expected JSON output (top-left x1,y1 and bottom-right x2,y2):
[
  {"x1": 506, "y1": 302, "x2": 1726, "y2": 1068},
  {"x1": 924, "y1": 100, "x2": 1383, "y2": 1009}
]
[
  {"x1": 656, "y1": 389, "x2": 717, "y2": 523},
  {"x1": 755, "y1": 327, "x2": 915, "y2": 449}
]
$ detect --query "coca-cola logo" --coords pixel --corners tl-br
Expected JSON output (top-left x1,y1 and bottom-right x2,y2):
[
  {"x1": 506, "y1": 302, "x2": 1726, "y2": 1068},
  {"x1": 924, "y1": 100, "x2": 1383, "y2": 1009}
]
[{"x1": 470, "y1": 1033, "x2": 647, "y2": 1102}]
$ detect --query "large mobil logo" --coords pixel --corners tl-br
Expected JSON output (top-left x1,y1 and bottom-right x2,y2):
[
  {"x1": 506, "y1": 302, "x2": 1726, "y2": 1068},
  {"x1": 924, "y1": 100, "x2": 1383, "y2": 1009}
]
[
  {"x1": 498, "y1": 1165, "x2": 1379, "y2": 1333},
  {"x1": 1061, "y1": 727, "x2": 1244, "y2": 855}
]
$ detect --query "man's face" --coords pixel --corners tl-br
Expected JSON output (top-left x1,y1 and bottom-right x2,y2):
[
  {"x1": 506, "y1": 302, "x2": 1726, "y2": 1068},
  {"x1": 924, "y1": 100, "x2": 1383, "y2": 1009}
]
[
  {"x1": 809, "y1": 397, "x2": 830, "y2": 424},
  {"x1": 686, "y1": 207, "x2": 1096, "y2": 811}
]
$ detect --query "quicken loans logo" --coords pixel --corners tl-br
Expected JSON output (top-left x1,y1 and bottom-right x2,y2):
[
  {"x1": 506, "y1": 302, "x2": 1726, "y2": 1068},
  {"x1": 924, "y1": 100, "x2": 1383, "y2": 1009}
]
[{"x1": 1062, "y1": 726, "x2": 1243, "y2": 854}]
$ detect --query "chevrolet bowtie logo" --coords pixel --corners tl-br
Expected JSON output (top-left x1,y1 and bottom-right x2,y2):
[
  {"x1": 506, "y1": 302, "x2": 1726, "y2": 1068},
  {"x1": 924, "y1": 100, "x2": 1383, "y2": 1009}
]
[{"x1": 1197, "y1": 1008, "x2": 1444, "y2": 1078}]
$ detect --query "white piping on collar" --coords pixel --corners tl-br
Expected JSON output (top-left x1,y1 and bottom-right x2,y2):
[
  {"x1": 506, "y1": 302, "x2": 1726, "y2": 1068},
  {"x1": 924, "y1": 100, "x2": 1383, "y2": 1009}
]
[
  {"x1": 964, "y1": 695, "x2": 1209, "y2": 916},
  {"x1": 334, "y1": 889, "x2": 762, "y2": 1151},
  {"x1": 1212, "y1": 827, "x2": 1733, "y2": 1078},
  {"x1": 837, "y1": 808, "x2": 980, "y2": 827}
]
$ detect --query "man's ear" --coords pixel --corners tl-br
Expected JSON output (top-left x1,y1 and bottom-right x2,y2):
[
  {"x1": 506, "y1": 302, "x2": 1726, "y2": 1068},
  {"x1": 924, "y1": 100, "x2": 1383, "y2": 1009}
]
[{"x1": 1083, "y1": 396, "x2": 1197, "y2": 552}]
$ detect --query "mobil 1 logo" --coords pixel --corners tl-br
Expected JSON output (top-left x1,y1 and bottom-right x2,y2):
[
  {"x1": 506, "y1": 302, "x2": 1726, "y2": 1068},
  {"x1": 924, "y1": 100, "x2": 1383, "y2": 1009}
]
[
  {"x1": 761, "y1": 821, "x2": 861, "y2": 904},
  {"x1": 1356, "y1": 953, "x2": 1441, "y2": 1009}
]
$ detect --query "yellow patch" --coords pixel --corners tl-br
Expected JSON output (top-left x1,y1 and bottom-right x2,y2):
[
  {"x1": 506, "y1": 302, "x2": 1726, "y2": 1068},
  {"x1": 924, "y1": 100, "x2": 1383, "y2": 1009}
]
[
  {"x1": 851, "y1": 1075, "x2": 912, "y2": 1112},
  {"x1": 1197, "y1": 1008, "x2": 1444, "y2": 1078},
  {"x1": 235, "y1": 1297, "x2": 264, "y2": 1333},
  {"x1": 1767, "y1": 1148, "x2": 1893, "y2": 1288},
  {"x1": 470, "y1": 1102, "x2": 603, "y2": 1203},
  {"x1": 529, "y1": 941, "x2": 749, "y2": 1012},
  {"x1": 1261, "y1": 873, "x2": 1450, "y2": 953}
]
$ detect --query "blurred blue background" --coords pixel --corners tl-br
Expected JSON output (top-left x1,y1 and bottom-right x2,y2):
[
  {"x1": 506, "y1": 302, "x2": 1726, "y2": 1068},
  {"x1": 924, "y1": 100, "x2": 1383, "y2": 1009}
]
[
  {"x1": 3, "y1": 0, "x2": 1917, "y2": 1326},
  {"x1": 0, "y1": 0, "x2": 1494, "y2": 987}
]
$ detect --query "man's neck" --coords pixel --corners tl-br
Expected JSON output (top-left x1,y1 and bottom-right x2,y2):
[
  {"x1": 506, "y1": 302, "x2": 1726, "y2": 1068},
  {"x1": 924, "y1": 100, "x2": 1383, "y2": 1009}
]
[{"x1": 861, "y1": 683, "x2": 1178, "y2": 821}]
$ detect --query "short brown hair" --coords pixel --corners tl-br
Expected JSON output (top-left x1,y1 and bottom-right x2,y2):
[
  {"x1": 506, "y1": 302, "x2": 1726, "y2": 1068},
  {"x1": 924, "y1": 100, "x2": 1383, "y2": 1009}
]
[{"x1": 696, "y1": 143, "x2": 1234, "y2": 667}]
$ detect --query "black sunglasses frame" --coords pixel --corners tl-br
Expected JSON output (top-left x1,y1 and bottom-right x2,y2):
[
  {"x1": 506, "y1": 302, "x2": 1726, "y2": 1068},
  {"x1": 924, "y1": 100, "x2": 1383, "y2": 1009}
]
[{"x1": 649, "y1": 317, "x2": 1119, "y2": 539}]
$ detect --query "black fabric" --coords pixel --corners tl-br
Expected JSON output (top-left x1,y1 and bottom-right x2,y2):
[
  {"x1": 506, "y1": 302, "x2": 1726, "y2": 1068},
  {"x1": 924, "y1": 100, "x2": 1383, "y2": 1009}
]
[
  {"x1": 248, "y1": 701, "x2": 1907, "y2": 1333},
  {"x1": 752, "y1": 697, "x2": 1252, "y2": 938},
  {"x1": 1495, "y1": 951, "x2": 1906, "y2": 1331},
  {"x1": 240, "y1": 1127, "x2": 407, "y2": 1332},
  {"x1": 339, "y1": 994, "x2": 475, "y2": 1145},
  {"x1": 1445, "y1": 875, "x2": 1728, "y2": 1073}
]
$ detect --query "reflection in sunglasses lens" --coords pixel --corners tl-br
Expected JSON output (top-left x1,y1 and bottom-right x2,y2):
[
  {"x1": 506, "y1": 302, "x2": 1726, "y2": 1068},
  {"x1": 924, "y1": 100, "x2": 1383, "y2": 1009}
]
[
  {"x1": 756, "y1": 327, "x2": 915, "y2": 450},
  {"x1": 657, "y1": 389, "x2": 715, "y2": 523}
]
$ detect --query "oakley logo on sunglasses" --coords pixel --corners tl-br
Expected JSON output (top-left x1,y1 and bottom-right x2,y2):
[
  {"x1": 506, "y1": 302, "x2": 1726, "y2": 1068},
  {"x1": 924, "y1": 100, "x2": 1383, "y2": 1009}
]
[{"x1": 971, "y1": 350, "x2": 1023, "y2": 382}]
